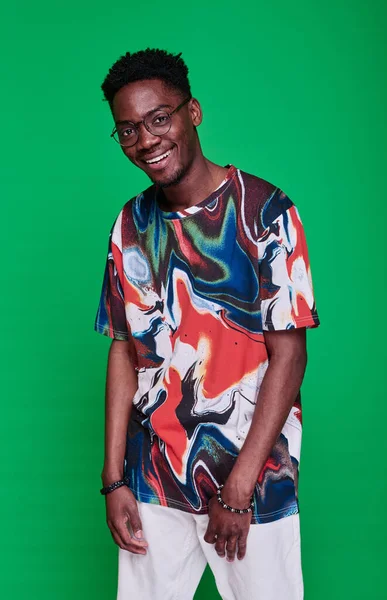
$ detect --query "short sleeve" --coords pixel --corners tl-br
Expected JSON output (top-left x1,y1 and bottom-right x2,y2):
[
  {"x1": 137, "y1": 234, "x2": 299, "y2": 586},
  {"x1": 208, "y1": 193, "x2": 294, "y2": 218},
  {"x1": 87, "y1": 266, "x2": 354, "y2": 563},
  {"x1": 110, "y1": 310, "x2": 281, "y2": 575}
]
[
  {"x1": 94, "y1": 211, "x2": 129, "y2": 340},
  {"x1": 258, "y1": 192, "x2": 320, "y2": 331}
]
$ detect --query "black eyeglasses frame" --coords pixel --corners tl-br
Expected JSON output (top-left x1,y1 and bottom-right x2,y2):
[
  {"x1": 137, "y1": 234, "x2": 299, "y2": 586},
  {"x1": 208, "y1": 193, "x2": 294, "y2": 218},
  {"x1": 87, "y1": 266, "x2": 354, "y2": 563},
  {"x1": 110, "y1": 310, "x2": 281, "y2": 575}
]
[{"x1": 110, "y1": 96, "x2": 192, "y2": 148}]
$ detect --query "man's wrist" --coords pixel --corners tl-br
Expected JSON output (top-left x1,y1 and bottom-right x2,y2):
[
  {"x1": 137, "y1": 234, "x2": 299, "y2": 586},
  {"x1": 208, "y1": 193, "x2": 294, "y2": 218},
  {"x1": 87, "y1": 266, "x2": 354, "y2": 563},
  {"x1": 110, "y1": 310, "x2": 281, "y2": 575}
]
[
  {"x1": 222, "y1": 477, "x2": 255, "y2": 508},
  {"x1": 101, "y1": 468, "x2": 124, "y2": 487},
  {"x1": 100, "y1": 476, "x2": 129, "y2": 496},
  {"x1": 224, "y1": 452, "x2": 266, "y2": 501}
]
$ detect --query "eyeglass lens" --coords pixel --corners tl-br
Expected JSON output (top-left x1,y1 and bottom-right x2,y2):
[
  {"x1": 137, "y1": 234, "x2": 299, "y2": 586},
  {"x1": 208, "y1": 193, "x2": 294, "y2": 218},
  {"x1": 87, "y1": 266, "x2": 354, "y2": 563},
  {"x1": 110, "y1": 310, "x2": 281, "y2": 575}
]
[{"x1": 114, "y1": 111, "x2": 172, "y2": 147}]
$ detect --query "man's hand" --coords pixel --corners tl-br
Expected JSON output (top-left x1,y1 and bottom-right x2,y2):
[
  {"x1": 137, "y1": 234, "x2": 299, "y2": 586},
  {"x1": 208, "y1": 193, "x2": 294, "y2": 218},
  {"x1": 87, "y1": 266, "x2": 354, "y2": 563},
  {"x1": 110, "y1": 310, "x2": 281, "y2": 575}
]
[
  {"x1": 203, "y1": 495, "x2": 252, "y2": 562},
  {"x1": 105, "y1": 486, "x2": 148, "y2": 555}
]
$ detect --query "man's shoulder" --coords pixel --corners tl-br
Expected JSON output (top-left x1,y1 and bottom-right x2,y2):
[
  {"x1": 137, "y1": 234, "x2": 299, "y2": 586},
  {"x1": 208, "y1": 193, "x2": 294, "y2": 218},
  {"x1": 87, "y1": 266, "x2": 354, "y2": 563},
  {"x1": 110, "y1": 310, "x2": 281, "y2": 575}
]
[
  {"x1": 237, "y1": 168, "x2": 278, "y2": 199},
  {"x1": 238, "y1": 169, "x2": 277, "y2": 193},
  {"x1": 120, "y1": 182, "x2": 156, "y2": 216},
  {"x1": 236, "y1": 168, "x2": 294, "y2": 228},
  {"x1": 108, "y1": 183, "x2": 156, "y2": 242}
]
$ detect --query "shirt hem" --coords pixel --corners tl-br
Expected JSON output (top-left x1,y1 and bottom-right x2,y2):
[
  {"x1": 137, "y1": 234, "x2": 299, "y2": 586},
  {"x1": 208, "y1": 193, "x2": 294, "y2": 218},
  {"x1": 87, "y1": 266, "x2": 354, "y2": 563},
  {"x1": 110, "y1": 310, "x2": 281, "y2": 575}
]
[
  {"x1": 264, "y1": 313, "x2": 320, "y2": 330},
  {"x1": 94, "y1": 322, "x2": 129, "y2": 340},
  {"x1": 127, "y1": 486, "x2": 299, "y2": 525}
]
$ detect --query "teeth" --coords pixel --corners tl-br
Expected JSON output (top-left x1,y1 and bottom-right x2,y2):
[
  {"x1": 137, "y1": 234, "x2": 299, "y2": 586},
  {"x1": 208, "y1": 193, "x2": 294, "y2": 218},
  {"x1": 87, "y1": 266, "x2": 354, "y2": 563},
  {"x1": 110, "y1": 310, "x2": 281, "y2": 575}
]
[{"x1": 145, "y1": 150, "x2": 171, "y2": 164}]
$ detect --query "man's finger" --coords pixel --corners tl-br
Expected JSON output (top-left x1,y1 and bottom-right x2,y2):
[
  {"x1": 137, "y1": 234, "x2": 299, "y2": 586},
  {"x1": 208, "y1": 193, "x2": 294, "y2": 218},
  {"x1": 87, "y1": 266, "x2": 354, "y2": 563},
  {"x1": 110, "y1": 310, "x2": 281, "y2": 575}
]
[
  {"x1": 226, "y1": 535, "x2": 238, "y2": 562},
  {"x1": 109, "y1": 523, "x2": 129, "y2": 550},
  {"x1": 128, "y1": 508, "x2": 145, "y2": 541},
  {"x1": 215, "y1": 535, "x2": 226, "y2": 558},
  {"x1": 110, "y1": 523, "x2": 147, "y2": 555},
  {"x1": 119, "y1": 520, "x2": 148, "y2": 547},
  {"x1": 203, "y1": 524, "x2": 217, "y2": 544},
  {"x1": 237, "y1": 535, "x2": 248, "y2": 560},
  {"x1": 109, "y1": 524, "x2": 122, "y2": 548}
]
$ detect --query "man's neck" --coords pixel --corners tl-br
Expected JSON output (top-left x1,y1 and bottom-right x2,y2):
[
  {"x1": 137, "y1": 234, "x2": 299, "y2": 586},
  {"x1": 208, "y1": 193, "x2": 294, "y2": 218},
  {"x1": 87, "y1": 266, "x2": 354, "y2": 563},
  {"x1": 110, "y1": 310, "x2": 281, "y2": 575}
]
[{"x1": 158, "y1": 158, "x2": 229, "y2": 213}]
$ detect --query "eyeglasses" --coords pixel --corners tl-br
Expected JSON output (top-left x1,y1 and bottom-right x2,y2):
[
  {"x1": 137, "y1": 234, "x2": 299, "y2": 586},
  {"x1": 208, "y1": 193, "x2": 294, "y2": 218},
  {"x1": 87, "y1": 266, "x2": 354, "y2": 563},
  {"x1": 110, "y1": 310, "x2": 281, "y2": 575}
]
[{"x1": 110, "y1": 96, "x2": 191, "y2": 148}]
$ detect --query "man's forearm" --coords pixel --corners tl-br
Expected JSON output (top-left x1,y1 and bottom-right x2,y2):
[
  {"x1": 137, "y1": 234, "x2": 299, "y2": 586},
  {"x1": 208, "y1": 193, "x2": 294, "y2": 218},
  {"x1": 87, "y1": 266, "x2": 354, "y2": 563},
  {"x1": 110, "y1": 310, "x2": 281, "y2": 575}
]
[
  {"x1": 223, "y1": 330, "x2": 307, "y2": 505},
  {"x1": 101, "y1": 340, "x2": 138, "y2": 486}
]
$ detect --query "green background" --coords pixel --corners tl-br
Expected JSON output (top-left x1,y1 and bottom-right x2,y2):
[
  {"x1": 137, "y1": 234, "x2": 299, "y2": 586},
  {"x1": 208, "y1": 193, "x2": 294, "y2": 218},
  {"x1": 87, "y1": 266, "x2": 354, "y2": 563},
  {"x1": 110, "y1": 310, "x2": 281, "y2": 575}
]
[{"x1": 1, "y1": 1, "x2": 386, "y2": 598}]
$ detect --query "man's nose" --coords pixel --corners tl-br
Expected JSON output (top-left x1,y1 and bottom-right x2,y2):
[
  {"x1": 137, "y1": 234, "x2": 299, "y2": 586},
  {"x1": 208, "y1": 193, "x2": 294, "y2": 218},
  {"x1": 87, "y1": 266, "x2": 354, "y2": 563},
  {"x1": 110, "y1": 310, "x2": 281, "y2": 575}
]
[{"x1": 136, "y1": 123, "x2": 161, "y2": 151}]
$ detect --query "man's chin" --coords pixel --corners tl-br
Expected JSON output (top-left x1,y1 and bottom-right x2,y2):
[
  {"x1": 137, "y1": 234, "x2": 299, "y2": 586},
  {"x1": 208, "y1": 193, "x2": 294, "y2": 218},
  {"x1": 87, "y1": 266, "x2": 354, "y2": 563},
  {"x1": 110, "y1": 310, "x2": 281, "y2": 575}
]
[{"x1": 149, "y1": 165, "x2": 187, "y2": 188}]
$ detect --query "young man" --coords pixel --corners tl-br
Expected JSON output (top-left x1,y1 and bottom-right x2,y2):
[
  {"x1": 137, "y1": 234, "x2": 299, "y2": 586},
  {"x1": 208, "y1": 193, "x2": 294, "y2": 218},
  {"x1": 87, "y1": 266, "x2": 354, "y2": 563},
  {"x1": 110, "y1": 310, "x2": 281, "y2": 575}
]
[{"x1": 95, "y1": 48, "x2": 320, "y2": 600}]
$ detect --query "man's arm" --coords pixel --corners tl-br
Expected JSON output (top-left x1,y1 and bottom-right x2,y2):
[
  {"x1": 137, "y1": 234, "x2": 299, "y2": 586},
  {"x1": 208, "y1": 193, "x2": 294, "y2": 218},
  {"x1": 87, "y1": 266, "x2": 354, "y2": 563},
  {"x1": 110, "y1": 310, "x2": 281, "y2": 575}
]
[
  {"x1": 204, "y1": 328, "x2": 307, "y2": 561},
  {"x1": 224, "y1": 328, "x2": 306, "y2": 503},
  {"x1": 102, "y1": 339, "x2": 138, "y2": 486},
  {"x1": 102, "y1": 339, "x2": 148, "y2": 555}
]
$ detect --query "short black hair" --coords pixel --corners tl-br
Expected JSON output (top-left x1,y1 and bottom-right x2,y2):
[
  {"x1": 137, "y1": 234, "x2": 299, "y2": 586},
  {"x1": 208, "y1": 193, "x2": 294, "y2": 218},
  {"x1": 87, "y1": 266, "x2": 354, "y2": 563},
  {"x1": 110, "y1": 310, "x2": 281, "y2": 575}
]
[{"x1": 101, "y1": 48, "x2": 191, "y2": 106}]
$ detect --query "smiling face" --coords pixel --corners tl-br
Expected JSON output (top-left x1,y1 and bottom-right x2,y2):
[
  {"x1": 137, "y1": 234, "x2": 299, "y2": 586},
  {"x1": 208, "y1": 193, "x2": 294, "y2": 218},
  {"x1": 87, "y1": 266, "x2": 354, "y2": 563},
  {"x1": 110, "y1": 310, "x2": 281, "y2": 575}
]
[{"x1": 111, "y1": 79, "x2": 203, "y2": 187}]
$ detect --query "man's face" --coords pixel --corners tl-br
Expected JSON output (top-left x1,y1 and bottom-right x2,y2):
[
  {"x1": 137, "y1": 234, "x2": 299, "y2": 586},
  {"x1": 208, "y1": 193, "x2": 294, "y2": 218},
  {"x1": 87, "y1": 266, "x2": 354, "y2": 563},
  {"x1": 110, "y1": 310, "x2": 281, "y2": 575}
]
[{"x1": 111, "y1": 79, "x2": 202, "y2": 187}]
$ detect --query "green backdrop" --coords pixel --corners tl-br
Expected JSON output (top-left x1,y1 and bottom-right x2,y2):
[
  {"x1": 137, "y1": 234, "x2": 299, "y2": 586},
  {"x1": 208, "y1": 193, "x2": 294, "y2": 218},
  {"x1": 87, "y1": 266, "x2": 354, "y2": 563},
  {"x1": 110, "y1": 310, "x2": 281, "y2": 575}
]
[{"x1": 1, "y1": 1, "x2": 386, "y2": 598}]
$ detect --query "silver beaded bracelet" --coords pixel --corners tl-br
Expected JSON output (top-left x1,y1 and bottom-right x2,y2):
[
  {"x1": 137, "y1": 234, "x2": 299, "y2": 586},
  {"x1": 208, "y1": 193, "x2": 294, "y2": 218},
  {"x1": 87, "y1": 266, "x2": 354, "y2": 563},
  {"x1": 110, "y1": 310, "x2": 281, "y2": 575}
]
[{"x1": 216, "y1": 484, "x2": 254, "y2": 514}]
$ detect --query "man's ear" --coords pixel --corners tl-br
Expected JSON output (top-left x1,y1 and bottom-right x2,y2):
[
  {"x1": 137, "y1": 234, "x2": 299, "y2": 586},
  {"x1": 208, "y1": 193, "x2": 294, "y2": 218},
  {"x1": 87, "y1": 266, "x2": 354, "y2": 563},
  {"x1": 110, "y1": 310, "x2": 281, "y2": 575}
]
[{"x1": 189, "y1": 98, "x2": 203, "y2": 127}]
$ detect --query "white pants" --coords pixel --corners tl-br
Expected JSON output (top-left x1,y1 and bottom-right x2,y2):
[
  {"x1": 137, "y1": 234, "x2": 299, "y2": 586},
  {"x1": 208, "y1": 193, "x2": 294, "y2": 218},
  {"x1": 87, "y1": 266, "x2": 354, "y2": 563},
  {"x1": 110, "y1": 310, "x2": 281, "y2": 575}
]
[{"x1": 117, "y1": 502, "x2": 303, "y2": 600}]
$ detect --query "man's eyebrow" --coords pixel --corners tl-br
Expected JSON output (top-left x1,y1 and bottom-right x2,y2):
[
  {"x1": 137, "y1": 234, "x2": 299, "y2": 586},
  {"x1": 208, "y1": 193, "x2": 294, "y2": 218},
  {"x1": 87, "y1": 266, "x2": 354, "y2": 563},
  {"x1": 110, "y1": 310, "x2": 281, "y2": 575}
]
[{"x1": 115, "y1": 104, "x2": 173, "y2": 126}]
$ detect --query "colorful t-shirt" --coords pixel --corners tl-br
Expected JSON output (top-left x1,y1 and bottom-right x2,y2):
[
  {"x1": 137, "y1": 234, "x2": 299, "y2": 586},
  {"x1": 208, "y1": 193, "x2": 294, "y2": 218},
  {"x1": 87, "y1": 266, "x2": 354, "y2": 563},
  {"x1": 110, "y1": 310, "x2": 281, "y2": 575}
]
[{"x1": 94, "y1": 165, "x2": 320, "y2": 524}]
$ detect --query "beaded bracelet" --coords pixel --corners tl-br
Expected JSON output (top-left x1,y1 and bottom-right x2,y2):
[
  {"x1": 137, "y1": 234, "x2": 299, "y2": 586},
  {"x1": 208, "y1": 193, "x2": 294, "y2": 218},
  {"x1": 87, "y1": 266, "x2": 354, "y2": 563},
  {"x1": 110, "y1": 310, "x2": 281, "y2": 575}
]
[
  {"x1": 216, "y1": 484, "x2": 254, "y2": 514},
  {"x1": 100, "y1": 476, "x2": 130, "y2": 496}
]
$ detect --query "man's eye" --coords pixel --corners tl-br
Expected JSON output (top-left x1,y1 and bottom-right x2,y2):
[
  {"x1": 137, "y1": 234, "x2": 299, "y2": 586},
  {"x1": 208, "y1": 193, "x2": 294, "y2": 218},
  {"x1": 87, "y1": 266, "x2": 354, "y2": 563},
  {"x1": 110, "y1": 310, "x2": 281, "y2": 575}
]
[
  {"x1": 152, "y1": 114, "x2": 169, "y2": 126},
  {"x1": 121, "y1": 127, "x2": 135, "y2": 137}
]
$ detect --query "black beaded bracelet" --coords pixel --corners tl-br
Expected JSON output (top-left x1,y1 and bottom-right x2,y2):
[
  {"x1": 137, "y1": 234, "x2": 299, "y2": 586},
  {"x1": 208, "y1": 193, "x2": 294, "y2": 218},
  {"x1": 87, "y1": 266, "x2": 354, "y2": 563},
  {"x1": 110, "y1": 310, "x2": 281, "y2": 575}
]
[
  {"x1": 216, "y1": 485, "x2": 254, "y2": 514},
  {"x1": 100, "y1": 476, "x2": 130, "y2": 496}
]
